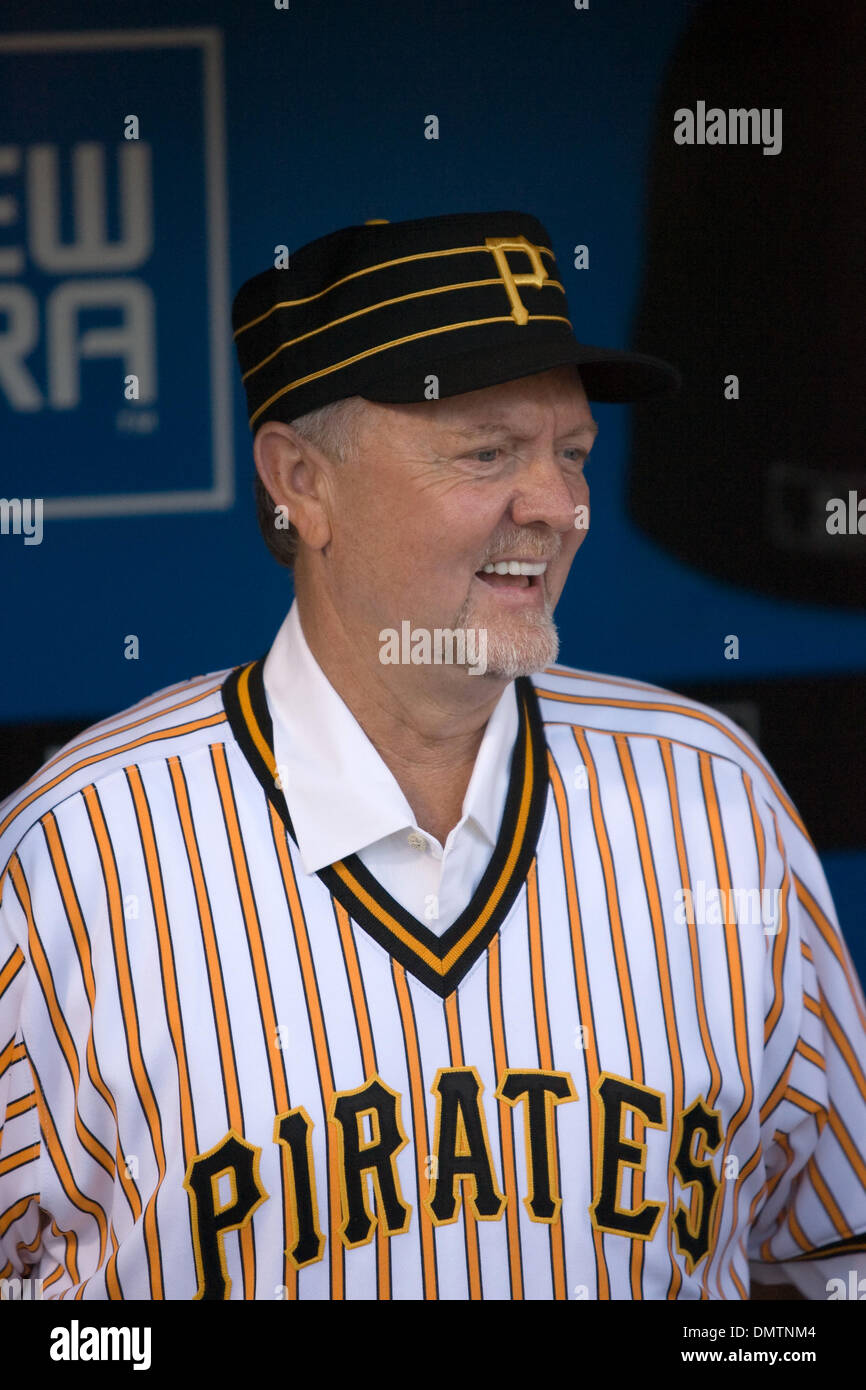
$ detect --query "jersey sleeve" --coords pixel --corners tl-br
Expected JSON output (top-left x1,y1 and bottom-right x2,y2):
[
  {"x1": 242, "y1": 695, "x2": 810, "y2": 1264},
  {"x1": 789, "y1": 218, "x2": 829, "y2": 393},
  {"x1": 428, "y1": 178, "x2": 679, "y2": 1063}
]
[
  {"x1": 0, "y1": 856, "x2": 46, "y2": 1283},
  {"x1": 747, "y1": 786, "x2": 866, "y2": 1293}
]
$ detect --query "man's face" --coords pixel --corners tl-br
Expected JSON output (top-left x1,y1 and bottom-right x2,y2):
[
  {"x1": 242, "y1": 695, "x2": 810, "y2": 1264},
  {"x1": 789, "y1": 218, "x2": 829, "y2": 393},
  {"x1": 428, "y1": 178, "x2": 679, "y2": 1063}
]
[{"x1": 319, "y1": 364, "x2": 597, "y2": 681}]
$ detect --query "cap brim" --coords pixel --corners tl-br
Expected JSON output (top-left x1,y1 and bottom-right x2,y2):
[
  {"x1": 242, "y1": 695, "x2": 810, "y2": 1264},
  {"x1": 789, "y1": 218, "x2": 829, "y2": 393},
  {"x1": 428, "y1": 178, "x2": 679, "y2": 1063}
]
[{"x1": 358, "y1": 338, "x2": 681, "y2": 405}]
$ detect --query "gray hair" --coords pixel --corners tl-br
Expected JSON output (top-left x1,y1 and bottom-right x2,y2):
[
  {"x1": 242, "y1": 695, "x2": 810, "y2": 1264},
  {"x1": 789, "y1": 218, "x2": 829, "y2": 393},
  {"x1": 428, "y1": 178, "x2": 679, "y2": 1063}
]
[{"x1": 254, "y1": 396, "x2": 369, "y2": 569}]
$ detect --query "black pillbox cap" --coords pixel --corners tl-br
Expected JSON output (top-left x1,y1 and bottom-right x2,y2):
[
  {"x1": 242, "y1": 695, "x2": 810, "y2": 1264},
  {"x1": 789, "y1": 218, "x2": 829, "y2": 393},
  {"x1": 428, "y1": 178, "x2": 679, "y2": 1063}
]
[{"x1": 231, "y1": 209, "x2": 681, "y2": 430}]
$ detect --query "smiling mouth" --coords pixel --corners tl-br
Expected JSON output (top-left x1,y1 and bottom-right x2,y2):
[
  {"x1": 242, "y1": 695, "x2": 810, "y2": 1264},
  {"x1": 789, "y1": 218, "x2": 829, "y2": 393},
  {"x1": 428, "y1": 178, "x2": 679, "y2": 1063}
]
[
  {"x1": 476, "y1": 570, "x2": 536, "y2": 590},
  {"x1": 474, "y1": 559, "x2": 548, "y2": 591}
]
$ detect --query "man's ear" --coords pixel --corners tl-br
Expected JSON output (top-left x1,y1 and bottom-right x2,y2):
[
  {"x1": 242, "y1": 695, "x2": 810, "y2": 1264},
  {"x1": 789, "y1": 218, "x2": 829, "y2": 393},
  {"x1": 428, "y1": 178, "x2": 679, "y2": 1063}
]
[{"x1": 254, "y1": 422, "x2": 333, "y2": 552}]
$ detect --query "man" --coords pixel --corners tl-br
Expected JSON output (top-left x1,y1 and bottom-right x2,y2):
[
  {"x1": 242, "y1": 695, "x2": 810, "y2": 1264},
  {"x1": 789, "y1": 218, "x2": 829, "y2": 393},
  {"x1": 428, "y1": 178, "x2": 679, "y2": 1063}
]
[{"x1": 1, "y1": 211, "x2": 864, "y2": 1300}]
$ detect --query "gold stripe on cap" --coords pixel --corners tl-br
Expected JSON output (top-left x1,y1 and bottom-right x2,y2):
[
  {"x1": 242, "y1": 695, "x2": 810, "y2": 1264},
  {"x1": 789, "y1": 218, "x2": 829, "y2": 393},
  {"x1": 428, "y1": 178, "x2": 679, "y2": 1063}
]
[
  {"x1": 233, "y1": 243, "x2": 556, "y2": 338},
  {"x1": 242, "y1": 275, "x2": 567, "y2": 383},
  {"x1": 248, "y1": 313, "x2": 573, "y2": 426}
]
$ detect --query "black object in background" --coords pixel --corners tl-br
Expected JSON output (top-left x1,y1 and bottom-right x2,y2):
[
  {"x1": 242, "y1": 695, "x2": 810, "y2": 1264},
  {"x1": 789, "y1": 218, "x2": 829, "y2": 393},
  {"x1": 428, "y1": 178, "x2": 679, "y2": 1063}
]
[{"x1": 629, "y1": 0, "x2": 865, "y2": 609}]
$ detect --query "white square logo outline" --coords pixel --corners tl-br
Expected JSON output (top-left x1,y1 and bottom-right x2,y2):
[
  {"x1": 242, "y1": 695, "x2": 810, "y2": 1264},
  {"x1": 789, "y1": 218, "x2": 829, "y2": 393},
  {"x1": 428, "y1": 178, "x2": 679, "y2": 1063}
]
[{"x1": 0, "y1": 27, "x2": 234, "y2": 518}]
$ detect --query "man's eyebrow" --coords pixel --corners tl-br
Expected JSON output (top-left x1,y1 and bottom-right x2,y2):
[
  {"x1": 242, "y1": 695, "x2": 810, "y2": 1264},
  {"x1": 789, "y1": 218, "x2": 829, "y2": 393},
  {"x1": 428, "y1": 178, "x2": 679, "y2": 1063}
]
[{"x1": 447, "y1": 419, "x2": 599, "y2": 440}]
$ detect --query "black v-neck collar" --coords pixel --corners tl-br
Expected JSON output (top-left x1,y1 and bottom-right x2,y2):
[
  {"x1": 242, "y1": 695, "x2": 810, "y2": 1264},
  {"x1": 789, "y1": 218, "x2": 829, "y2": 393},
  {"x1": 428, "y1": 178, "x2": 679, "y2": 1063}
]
[{"x1": 221, "y1": 658, "x2": 549, "y2": 997}]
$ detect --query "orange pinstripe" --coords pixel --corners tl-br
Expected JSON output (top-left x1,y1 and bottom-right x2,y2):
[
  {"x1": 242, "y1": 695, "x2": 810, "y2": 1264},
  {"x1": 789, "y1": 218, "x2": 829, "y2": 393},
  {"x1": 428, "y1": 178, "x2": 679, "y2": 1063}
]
[
  {"x1": 0, "y1": 711, "x2": 227, "y2": 843},
  {"x1": 485, "y1": 933, "x2": 524, "y2": 1299},
  {"x1": 661, "y1": 743, "x2": 722, "y2": 1104},
  {"x1": 333, "y1": 905, "x2": 378, "y2": 1068},
  {"x1": 759, "y1": 1132, "x2": 795, "y2": 1260},
  {"x1": 41, "y1": 1261, "x2": 65, "y2": 1291},
  {"x1": 444, "y1": 993, "x2": 482, "y2": 1299},
  {"x1": 816, "y1": 985, "x2": 866, "y2": 1103},
  {"x1": 0, "y1": 1040, "x2": 25, "y2": 1079},
  {"x1": 805, "y1": 1154, "x2": 850, "y2": 1237},
  {"x1": 827, "y1": 1108, "x2": 866, "y2": 1186},
  {"x1": 698, "y1": 753, "x2": 754, "y2": 1299},
  {"x1": 175, "y1": 753, "x2": 256, "y2": 1300},
  {"x1": 785, "y1": 1088, "x2": 826, "y2": 1125},
  {"x1": 546, "y1": 753, "x2": 610, "y2": 1299},
  {"x1": 763, "y1": 807, "x2": 791, "y2": 1045},
  {"x1": 4, "y1": 1009, "x2": 110, "y2": 1282},
  {"x1": 391, "y1": 962, "x2": 438, "y2": 1298},
  {"x1": 105, "y1": 1224, "x2": 120, "y2": 1299},
  {"x1": 616, "y1": 737, "x2": 687, "y2": 1299},
  {"x1": 525, "y1": 860, "x2": 569, "y2": 1298},
  {"x1": 537, "y1": 685, "x2": 808, "y2": 838},
  {"x1": 797, "y1": 879, "x2": 866, "y2": 1033},
  {"x1": 332, "y1": 902, "x2": 391, "y2": 1299},
  {"x1": 0, "y1": 1193, "x2": 37, "y2": 1238},
  {"x1": 127, "y1": 767, "x2": 198, "y2": 1163},
  {"x1": 804, "y1": 992, "x2": 821, "y2": 1018},
  {"x1": 17, "y1": 679, "x2": 225, "y2": 796},
  {"x1": 267, "y1": 803, "x2": 345, "y2": 1300},
  {"x1": 8, "y1": 858, "x2": 115, "y2": 1183},
  {"x1": 169, "y1": 763, "x2": 242, "y2": 1118},
  {"x1": 83, "y1": 785, "x2": 165, "y2": 1299},
  {"x1": 660, "y1": 741, "x2": 723, "y2": 1256},
  {"x1": 0, "y1": 948, "x2": 24, "y2": 998},
  {"x1": 722, "y1": 777, "x2": 788, "y2": 1297},
  {"x1": 212, "y1": 747, "x2": 300, "y2": 1297},
  {"x1": 759, "y1": 1054, "x2": 796, "y2": 1128},
  {"x1": 0, "y1": 1142, "x2": 39, "y2": 1176},
  {"x1": 4, "y1": 1093, "x2": 36, "y2": 1122},
  {"x1": 48, "y1": 1215, "x2": 79, "y2": 1287},
  {"x1": 796, "y1": 1039, "x2": 826, "y2": 1071},
  {"x1": 40, "y1": 814, "x2": 142, "y2": 1225},
  {"x1": 16, "y1": 1225, "x2": 41, "y2": 1259},
  {"x1": 580, "y1": 729, "x2": 647, "y2": 1299},
  {"x1": 785, "y1": 1202, "x2": 813, "y2": 1254}
]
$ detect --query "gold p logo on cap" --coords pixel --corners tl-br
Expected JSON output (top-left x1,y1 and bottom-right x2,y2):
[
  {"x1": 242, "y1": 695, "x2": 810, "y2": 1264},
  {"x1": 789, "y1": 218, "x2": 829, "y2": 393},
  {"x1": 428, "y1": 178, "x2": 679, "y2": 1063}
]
[{"x1": 484, "y1": 235, "x2": 551, "y2": 326}]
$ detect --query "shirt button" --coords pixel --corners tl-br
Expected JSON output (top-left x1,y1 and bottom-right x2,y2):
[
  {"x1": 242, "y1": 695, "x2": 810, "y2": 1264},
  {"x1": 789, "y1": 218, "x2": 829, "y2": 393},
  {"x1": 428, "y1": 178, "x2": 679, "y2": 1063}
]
[{"x1": 407, "y1": 831, "x2": 427, "y2": 851}]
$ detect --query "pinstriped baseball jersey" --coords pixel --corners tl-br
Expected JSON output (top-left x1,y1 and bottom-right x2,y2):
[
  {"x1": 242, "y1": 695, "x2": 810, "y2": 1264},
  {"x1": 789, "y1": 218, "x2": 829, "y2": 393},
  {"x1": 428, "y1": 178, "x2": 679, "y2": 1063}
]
[{"x1": 1, "y1": 657, "x2": 864, "y2": 1300}]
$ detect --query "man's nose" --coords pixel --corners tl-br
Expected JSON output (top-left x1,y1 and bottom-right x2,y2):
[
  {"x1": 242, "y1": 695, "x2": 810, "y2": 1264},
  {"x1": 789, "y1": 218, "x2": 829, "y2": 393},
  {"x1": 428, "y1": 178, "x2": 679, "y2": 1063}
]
[{"x1": 507, "y1": 449, "x2": 587, "y2": 533}]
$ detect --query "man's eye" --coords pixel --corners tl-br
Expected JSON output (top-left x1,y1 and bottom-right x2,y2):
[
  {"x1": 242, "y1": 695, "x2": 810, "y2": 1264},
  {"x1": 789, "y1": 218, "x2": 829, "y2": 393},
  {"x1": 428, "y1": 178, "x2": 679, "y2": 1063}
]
[{"x1": 466, "y1": 446, "x2": 588, "y2": 465}]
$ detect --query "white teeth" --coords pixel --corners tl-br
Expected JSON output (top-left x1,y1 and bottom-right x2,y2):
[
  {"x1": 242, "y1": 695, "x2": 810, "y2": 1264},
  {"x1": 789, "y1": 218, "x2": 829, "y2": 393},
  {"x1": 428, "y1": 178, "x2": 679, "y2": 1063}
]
[{"x1": 480, "y1": 560, "x2": 548, "y2": 576}]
